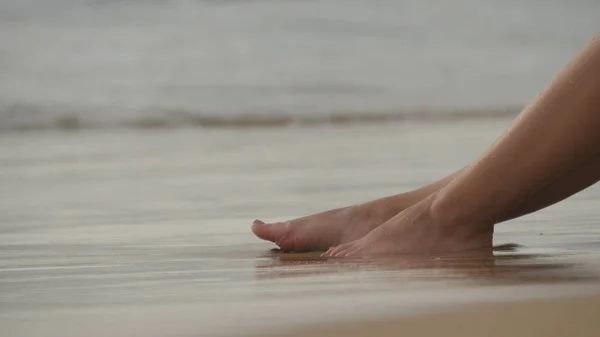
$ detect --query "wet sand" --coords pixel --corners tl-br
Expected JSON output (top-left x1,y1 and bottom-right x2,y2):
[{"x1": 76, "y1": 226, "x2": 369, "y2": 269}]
[
  {"x1": 261, "y1": 292, "x2": 600, "y2": 337},
  {"x1": 1, "y1": 119, "x2": 600, "y2": 336}
]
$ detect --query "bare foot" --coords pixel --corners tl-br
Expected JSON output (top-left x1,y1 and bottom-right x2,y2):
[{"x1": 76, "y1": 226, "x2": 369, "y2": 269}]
[
  {"x1": 251, "y1": 195, "x2": 414, "y2": 252},
  {"x1": 323, "y1": 195, "x2": 494, "y2": 257}
]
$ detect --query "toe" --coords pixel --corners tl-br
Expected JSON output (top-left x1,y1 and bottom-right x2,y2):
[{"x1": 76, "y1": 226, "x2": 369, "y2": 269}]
[
  {"x1": 342, "y1": 246, "x2": 362, "y2": 257},
  {"x1": 334, "y1": 245, "x2": 356, "y2": 257},
  {"x1": 252, "y1": 219, "x2": 301, "y2": 251},
  {"x1": 251, "y1": 220, "x2": 285, "y2": 243},
  {"x1": 322, "y1": 246, "x2": 337, "y2": 257},
  {"x1": 328, "y1": 242, "x2": 353, "y2": 257}
]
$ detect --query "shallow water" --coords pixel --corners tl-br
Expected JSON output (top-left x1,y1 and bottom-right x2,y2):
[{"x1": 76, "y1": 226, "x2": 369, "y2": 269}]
[{"x1": 1, "y1": 119, "x2": 600, "y2": 336}]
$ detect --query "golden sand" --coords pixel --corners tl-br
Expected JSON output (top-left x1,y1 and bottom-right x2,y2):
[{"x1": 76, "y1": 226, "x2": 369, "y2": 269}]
[{"x1": 261, "y1": 294, "x2": 600, "y2": 337}]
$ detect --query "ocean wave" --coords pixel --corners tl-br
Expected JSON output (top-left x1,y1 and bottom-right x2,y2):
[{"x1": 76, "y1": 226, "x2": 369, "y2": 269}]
[{"x1": 0, "y1": 105, "x2": 522, "y2": 132}]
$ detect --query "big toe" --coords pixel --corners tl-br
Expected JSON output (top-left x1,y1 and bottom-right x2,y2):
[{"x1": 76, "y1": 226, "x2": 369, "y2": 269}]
[{"x1": 251, "y1": 219, "x2": 286, "y2": 243}]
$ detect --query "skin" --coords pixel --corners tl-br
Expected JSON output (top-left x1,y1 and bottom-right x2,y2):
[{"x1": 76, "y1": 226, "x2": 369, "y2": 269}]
[
  {"x1": 325, "y1": 34, "x2": 600, "y2": 257},
  {"x1": 253, "y1": 155, "x2": 600, "y2": 253},
  {"x1": 252, "y1": 34, "x2": 600, "y2": 255}
]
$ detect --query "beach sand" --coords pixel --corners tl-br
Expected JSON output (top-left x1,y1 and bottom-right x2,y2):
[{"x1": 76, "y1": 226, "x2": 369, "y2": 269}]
[
  {"x1": 2, "y1": 119, "x2": 600, "y2": 336},
  {"x1": 260, "y1": 293, "x2": 600, "y2": 337}
]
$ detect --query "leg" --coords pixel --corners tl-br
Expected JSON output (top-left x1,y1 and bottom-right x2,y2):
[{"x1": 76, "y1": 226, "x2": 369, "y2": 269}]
[
  {"x1": 253, "y1": 148, "x2": 600, "y2": 253},
  {"x1": 500, "y1": 153, "x2": 600, "y2": 223},
  {"x1": 254, "y1": 149, "x2": 600, "y2": 253},
  {"x1": 326, "y1": 34, "x2": 600, "y2": 257}
]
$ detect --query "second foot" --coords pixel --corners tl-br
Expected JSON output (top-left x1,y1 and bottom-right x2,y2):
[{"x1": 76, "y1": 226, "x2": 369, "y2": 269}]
[{"x1": 323, "y1": 198, "x2": 494, "y2": 257}]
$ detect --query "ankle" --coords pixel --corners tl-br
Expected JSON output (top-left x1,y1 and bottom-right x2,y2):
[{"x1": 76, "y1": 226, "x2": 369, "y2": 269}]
[{"x1": 428, "y1": 191, "x2": 494, "y2": 237}]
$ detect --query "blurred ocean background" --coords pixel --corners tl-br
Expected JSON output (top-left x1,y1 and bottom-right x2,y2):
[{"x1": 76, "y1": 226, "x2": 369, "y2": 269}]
[{"x1": 0, "y1": 0, "x2": 598, "y2": 130}]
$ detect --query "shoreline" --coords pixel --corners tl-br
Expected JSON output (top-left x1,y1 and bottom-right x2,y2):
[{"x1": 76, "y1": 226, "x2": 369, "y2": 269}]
[{"x1": 0, "y1": 106, "x2": 522, "y2": 133}]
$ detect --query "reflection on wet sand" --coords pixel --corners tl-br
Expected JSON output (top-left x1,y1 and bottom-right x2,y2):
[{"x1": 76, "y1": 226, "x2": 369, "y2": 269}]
[{"x1": 255, "y1": 244, "x2": 600, "y2": 285}]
